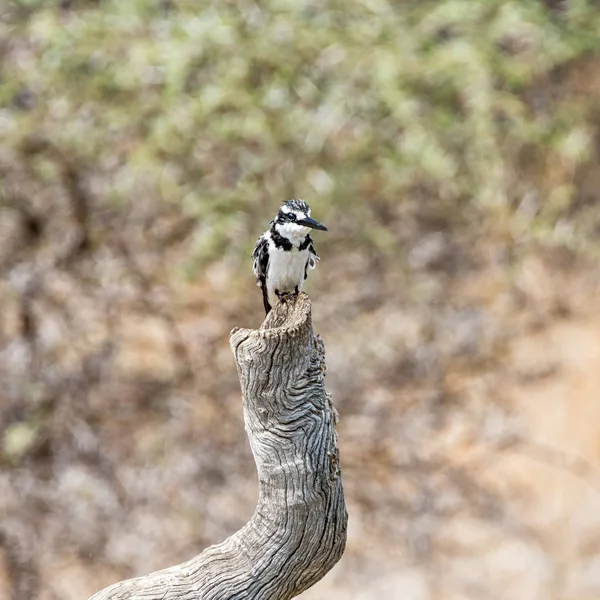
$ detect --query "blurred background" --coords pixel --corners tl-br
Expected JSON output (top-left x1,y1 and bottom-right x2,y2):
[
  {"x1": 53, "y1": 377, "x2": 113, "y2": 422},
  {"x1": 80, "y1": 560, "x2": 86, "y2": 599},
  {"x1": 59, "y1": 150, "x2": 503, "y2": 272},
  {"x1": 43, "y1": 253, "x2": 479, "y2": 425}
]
[{"x1": 2, "y1": 1, "x2": 600, "y2": 598}]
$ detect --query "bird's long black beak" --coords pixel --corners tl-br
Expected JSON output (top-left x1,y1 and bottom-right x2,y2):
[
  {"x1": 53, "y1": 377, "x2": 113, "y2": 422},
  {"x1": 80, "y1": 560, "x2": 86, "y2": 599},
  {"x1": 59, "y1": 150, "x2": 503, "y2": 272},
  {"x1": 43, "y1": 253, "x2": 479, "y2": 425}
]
[{"x1": 298, "y1": 216, "x2": 328, "y2": 231}]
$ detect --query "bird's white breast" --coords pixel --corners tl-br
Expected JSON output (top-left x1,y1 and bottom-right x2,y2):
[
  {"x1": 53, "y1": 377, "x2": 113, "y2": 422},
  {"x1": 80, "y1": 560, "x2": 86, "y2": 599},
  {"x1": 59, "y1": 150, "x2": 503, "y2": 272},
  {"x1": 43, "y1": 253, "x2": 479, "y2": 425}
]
[{"x1": 266, "y1": 240, "x2": 309, "y2": 305}]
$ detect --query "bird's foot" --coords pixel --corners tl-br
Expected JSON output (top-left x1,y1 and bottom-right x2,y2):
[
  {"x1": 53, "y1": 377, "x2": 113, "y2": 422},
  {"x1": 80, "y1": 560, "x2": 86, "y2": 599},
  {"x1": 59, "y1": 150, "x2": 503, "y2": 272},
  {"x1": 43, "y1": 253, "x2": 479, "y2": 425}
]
[{"x1": 275, "y1": 289, "x2": 298, "y2": 304}]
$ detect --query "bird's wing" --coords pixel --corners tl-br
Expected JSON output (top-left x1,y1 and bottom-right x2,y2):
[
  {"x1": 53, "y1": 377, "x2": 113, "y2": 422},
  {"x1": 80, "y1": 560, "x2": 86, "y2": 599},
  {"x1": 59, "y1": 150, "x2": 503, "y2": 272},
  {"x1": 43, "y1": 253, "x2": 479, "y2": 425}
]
[
  {"x1": 252, "y1": 235, "x2": 270, "y2": 283},
  {"x1": 252, "y1": 235, "x2": 271, "y2": 313},
  {"x1": 304, "y1": 235, "x2": 320, "y2": 279}
]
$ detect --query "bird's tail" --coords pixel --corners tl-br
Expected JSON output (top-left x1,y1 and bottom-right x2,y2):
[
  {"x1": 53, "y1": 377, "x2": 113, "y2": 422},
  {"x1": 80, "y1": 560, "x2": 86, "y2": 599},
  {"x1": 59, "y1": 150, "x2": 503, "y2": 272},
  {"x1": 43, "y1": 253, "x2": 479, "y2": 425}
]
[{"x1": 261, "y1": 284, "x2": 271, "y2": 315}]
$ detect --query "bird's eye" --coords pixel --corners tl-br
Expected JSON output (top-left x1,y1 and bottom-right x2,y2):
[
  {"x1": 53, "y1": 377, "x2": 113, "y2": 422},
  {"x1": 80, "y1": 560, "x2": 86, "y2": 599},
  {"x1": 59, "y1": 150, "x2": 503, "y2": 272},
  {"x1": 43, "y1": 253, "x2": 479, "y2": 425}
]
[{"x1": 287, "y1": 213, "x2": 296, "y2": 220}]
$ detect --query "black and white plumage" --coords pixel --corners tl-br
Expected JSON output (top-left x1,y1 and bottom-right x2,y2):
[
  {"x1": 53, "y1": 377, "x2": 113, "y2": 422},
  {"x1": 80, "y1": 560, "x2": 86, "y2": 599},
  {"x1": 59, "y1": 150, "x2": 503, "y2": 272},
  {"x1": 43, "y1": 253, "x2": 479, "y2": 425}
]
[{"x1": 252, "y1": 199, "x2": 327, "y2": 314}]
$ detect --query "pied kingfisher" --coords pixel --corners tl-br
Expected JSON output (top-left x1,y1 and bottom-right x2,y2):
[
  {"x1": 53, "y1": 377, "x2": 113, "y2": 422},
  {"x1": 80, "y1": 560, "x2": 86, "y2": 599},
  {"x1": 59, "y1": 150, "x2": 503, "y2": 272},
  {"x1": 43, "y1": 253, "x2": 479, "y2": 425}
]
[{"x1": 252, "y1": 199, "x2": 327, "y2": 314}]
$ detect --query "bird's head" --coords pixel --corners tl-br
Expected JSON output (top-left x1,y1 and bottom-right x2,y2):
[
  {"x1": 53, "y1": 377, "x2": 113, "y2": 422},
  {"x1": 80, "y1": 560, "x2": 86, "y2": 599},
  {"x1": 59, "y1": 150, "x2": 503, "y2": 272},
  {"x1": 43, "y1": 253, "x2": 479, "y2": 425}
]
[{"x1": 273, "y1": 199, "x2": 327, "y2": 242}]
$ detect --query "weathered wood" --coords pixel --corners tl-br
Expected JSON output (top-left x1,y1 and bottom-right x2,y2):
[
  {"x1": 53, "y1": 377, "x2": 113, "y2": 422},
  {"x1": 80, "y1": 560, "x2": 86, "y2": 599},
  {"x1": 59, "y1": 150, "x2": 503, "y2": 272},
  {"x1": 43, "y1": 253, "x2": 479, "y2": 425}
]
[{"x1": 89, "y1": 293, "x2": 347, "y2": 600}]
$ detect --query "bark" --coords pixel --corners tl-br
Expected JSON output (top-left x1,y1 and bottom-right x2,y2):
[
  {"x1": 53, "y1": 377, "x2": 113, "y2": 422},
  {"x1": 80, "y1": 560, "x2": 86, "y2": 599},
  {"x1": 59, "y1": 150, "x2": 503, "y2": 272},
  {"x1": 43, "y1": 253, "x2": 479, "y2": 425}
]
[{"x1": 89, "y1": 293, "x2": 347, "y2": 600}]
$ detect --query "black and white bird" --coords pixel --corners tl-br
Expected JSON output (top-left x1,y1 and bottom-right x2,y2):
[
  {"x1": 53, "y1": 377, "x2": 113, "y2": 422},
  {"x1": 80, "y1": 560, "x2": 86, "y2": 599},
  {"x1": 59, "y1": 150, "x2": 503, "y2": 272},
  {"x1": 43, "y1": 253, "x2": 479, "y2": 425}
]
[{"x1": 252, "y1": 199, "x2": 327, "y2": 314}]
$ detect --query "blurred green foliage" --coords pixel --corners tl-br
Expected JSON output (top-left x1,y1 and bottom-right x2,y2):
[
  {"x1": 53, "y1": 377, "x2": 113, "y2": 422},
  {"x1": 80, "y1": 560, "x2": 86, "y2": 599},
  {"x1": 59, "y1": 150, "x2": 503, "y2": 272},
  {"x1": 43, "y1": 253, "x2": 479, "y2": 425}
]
[
  {"x1": 2, "y1": 0, "x2": 600, "y2": 264},
  {"x1": 2, "y1": 421, "x2": 40, "y2": 464}
]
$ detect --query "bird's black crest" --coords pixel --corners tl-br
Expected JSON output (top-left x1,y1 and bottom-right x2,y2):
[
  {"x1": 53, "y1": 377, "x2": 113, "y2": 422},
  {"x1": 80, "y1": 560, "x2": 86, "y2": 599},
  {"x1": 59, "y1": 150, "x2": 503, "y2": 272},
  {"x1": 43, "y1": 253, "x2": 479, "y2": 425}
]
[{"x1": 282, "y1": 199, "x2": 310, "y2": 214}]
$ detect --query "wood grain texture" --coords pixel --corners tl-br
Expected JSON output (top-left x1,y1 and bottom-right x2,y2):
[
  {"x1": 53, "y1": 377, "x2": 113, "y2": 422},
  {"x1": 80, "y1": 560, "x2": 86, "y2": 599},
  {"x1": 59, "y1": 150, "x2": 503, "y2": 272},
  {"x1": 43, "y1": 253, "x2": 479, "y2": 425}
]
[{"x1": 89, "y1": 293, "x2": 347, "y2": 600}]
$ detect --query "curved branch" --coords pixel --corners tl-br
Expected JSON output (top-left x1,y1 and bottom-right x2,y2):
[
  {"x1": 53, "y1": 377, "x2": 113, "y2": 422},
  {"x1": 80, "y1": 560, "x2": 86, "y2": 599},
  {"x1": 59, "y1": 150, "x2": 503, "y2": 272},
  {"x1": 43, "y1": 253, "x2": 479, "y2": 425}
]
[{"x1": 89, "y1": 293, "x2": 347, "y2": 600}]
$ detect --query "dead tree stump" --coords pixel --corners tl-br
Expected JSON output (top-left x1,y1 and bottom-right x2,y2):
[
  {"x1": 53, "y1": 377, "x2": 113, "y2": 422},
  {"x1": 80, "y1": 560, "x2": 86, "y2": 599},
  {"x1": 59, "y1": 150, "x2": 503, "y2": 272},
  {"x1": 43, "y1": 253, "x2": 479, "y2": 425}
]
[{"x1": 89, "y1": 293, "x2": 347, "y2": 600}]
